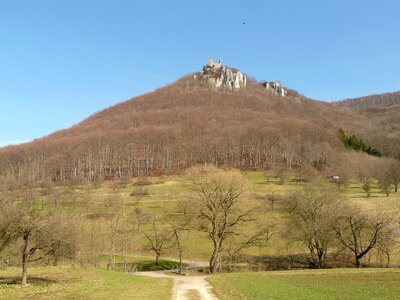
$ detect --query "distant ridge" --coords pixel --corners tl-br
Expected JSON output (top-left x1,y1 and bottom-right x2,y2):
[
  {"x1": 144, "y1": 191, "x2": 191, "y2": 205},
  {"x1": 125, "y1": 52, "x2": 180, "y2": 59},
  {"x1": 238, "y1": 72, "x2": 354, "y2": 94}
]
[{"x1": 336, "y1": 91, "x2": 400, "y2": 108}]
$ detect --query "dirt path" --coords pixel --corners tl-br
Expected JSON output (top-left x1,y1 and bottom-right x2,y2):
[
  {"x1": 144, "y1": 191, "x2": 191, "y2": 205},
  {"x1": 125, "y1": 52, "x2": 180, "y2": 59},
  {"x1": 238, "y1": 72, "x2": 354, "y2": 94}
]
[{"x1": 134, "y1": 271, "x2": 217, "y2": 300}]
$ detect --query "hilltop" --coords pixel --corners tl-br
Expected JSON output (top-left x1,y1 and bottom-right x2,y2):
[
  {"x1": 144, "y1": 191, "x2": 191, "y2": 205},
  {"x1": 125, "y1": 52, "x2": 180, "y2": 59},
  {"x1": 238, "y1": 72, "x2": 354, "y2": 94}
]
[{"x1": 0, "y1": 60, "x2": 398, "y2": 183}]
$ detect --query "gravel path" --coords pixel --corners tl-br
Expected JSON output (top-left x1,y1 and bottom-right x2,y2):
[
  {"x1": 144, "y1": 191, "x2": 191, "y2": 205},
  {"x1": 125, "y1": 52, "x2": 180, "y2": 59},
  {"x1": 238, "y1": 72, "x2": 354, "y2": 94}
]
[{"x1": 134, "y1": 271, "x2": 217, "y2": 300}]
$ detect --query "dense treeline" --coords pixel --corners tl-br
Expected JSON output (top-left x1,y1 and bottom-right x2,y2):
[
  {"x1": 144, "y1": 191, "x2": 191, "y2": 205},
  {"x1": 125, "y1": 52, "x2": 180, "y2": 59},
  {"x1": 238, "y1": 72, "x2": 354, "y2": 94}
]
[
  {"x1": 338, "y1": 128, "x2": 381, "y2": 156},
  {"x1": 0, "y1": 76, "x2": 398, "y2": 184},
  {"x1": 0, "y1": 125, "x2": 342, "y2": 183}
]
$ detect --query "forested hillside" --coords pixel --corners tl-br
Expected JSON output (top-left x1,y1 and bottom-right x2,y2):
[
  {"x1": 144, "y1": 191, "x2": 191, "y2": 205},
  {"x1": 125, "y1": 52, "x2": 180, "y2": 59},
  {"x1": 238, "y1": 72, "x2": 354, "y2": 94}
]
[
  {"x1": 0, "y1": 73, "x2": 397, "y2": 184},
  {"x1": 335, "y1": 92, "x2": 400, "y2": 159},
  {"x1": 337, "y1": 91, "x2": 400, "y2": 108}
]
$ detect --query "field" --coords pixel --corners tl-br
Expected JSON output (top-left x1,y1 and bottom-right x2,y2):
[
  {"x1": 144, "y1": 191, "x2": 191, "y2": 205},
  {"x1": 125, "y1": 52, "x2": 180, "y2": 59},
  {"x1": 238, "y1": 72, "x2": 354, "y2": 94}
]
[
  {"x1": 208, "y1": 269, "x2": 400, "y2": 300},
  {"x1": 89, "y1": 171, "x2": 399, "y2": 262},
  {"x1": 2, "y1": 266, "x2": 400, "y2": 299},
  {"x1": 21, "y1": 171, "x2": 400, "y2": 265},
  {"x1": 1, "y1": 171, "x2": 400, "y2": 299},
  {"x1": 0, "y1": 266, "x2": 172, "y2": 300}
]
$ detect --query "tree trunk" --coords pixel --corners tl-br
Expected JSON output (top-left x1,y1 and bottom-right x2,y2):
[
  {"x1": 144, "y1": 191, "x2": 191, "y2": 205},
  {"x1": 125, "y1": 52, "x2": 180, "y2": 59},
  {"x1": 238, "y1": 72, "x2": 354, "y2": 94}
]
[
  {"x1": 107, "y1": 255, "x2": 113, "y2": 270},
  {"x1": 355, "y1": 257, "x2": 361, "y2": 268},
  {"x1": 21, "y1": 259, "x2": 28, "y2": 285},
  {"x1": 53, "y1": 256, "x2": 58, "y2": 266},
  {"x1": 179, "y1": 250, "x2": 183, "y2": 275},
  {"x1": 155, "y1": 253, "x2": 160, "y2": 266},
  {"x1": 385, "y1": 251, "x2": 390, "y2": 268},
  {"x1": 317, "y1": 249, "x2": 325, "y2": 269},
  {"x1": 209, "y1": 245, "x2": 220, "y2": 274},
  {"x1": 21, "y1": 234, "x2": 30, "y2": 285}
]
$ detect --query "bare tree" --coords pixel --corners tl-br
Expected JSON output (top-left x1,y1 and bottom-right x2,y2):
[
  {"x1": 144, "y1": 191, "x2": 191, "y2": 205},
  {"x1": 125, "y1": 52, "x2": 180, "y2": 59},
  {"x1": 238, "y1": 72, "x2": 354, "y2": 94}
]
[
  {"x1": 336, "y1": 171, "x2": 350, "y2": 190},
  {"x1": 119, "y1": 209, "x2": 135, "y2": 270},
  {"x1": 266, "y1": 193, "x2": 279, "y2": 210},
  {"x1": 395, "y1": 200, "x2": 400, "y2": 227},
  {"x1": 362, "y1": 178, "x2": 372, "y2": 198},
  {"x1": 142, "y1": 215, "x2": 171, "y2": 266},
  {"x1": 297, "y1": 164, "x2": 319, "y2": 183},
  {"x1": 188, "y1": 165, "x2": 271, "y2": 274},
  {"x1": 389, "y1": 161, "x2": 400, "y2": 193},
  {"x1": 103, "y1": 193, "x2": 124, "y2": 270},
  {"x1": 130, "y1": 187, "x2": 148, "y2": 206},
  {"x1": 0, "y1": 192, "x2": 78, "y2": 285},
  {"x1": 133, "y1": 207, "x2": 148, "y2": 232},
  {"x1": 285, "y1": 179, "x2": 343, "y2": 268},
  {"x1": 166, "y1": 214, "x2": 190, "y2": 274},
  {"x1": 333, "y1": 207, "x2": 393, "y2": 268},
  {"x1": 378, "y1": 174, "x2": 392, "y2": 197},
  {"x1": 263, "y1": 171, "x2": 271, "y2": 184},
  {"x1": 0, "y1": 195, "x2": 19, "y2": 253},
  {"x1": 277, "y1": 166, "x2": 287, "y2": 185},
  {"x1": 85, "y1": 215, "x2": 104, "y2": 268},
  {"x1": 259, "y1": 192, "x2": 280, "y2": 212}
]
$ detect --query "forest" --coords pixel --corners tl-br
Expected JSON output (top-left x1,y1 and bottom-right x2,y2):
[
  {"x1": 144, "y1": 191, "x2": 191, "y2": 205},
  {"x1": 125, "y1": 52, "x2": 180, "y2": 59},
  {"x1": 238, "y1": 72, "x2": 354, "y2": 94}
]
[{"x1": 0, "y1": 76, "x2": 399, "y2": 186}]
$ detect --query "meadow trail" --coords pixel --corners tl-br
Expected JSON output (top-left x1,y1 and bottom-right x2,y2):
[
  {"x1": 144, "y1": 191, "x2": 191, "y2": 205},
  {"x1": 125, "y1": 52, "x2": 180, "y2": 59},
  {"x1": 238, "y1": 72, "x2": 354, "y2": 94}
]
[{"x1": 134, "y1": 271, "x2": 218, "y2": 300}]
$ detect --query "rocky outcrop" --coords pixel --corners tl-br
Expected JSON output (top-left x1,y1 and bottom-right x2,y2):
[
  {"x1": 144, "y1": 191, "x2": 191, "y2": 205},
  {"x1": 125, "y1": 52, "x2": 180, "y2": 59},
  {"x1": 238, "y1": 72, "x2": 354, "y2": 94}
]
[
  {"x1": 201, "y1": 58, "x2": 247, "y2": 91},
  {"x1": 262, "y1": 81, "x2": 287, "y2": 96}
]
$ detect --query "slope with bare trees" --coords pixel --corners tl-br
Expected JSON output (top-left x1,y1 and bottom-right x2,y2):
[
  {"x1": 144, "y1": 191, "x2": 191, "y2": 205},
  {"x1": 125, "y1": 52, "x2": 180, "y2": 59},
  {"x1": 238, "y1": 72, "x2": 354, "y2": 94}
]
[{"x1": 0, "y1": 71, "x2": 398, "y2": 184}]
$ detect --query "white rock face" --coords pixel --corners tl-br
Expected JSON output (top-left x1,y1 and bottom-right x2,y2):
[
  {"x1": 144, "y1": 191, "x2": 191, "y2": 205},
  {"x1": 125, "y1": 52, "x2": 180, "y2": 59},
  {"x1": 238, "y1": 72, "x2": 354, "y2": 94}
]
[
  {"x1": 201, "y1": 58, "x2": 247, "y2": 91},
  {"x1": 262, "y1": 81, "x2": 288, "y2": 96}
]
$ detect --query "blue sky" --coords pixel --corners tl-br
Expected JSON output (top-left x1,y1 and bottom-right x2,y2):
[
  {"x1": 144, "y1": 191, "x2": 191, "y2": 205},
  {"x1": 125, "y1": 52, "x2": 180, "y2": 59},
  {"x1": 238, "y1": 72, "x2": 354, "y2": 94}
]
[{"x1": 1, "y1": 0, "x2": 399, "y2": 147}]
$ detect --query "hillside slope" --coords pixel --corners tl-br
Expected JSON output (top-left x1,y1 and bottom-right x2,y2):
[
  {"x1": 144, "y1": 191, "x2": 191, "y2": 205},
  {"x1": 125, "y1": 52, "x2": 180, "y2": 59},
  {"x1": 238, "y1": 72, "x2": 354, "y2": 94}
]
[
  {"x1": 0, "y1": 72, "x2": 389, "y2": 183},
  {"x1": 336, "y1": 91, "x2": 400, "y2": 108},
  {"x1": 335, "y1": 92, "x2": 400, "y2": 158}
]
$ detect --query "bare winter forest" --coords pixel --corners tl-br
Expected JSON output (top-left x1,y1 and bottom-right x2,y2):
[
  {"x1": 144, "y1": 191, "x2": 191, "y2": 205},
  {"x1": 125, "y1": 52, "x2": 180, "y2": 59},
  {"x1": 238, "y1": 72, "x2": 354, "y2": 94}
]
[{"x1": 1, "y1": 75, "x2": 399, "y2": 185}]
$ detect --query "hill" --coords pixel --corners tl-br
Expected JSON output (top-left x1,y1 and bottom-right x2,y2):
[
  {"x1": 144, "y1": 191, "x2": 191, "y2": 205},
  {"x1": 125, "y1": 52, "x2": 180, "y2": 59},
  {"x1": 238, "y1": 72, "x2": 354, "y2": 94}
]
[
  {"x1": 0, "y1": 63, "x2": 396, "y2": 183},
  {"x1": 336, "y1": 91, "x2": 400, "y2": 108}
]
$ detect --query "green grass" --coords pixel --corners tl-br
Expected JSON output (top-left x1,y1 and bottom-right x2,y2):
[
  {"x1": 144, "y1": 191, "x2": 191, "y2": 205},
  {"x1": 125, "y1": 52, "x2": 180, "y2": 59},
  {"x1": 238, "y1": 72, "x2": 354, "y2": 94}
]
[
  {"x1": 208, "y1": 269, "x2": 400, "y2": 300},
  {"x1": 0, "y1": 266, "x2": 172, "y2": 300},
  {"x1": 2, "y1": 172, "x2": 400, "y2": 298}
]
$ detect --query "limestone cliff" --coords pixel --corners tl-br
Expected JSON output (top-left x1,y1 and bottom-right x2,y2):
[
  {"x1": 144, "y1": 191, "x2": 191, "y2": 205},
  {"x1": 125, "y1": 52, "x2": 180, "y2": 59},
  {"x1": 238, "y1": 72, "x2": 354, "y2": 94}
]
[
  {"x1": 201, "y1": 58, "x2": 247, "y2": 91},
  {"x1": 262, "y1": 81, "x2": 288, "y2": 96}
]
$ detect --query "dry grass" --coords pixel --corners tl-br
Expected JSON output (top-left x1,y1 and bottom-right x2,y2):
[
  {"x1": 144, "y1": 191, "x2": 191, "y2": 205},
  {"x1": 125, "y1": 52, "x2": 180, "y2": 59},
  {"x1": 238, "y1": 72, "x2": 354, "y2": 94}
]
[{"x1": 0, "y1": 266, "x2": 172, "y2": 300}]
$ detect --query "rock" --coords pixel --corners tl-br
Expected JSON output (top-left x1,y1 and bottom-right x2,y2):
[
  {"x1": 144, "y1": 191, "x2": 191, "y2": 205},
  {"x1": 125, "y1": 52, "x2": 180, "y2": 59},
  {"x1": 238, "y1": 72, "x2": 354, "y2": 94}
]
[
  {"x1": 262, "y1": 81, "x2": 287, "y2": 96},
  {"x1": 201, "y1": 58, "x2": 247, "y2": 91}
]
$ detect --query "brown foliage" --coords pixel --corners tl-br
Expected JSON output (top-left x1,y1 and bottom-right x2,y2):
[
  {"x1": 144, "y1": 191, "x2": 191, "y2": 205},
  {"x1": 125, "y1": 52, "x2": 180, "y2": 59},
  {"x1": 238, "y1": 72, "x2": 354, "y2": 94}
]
[{"x1": 0, "y1": 77, "x2": 395, "y2": 183}]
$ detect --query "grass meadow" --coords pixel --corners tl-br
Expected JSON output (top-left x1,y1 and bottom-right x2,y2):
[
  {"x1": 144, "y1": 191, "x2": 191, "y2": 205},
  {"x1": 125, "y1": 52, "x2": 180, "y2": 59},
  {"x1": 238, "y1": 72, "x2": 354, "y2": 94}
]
[
  {"x1": 208, "y1": 268, "x2": 400, "y2": 300},
  {"x1": 0, "y1": 266, "x2": 172, "y2": 300},
  {"x1": 30, "y1": 171, "x2": 400, "y2": 264},
  {"x1": 1, "y1": 171, "x2": 399, "y2": 299}
]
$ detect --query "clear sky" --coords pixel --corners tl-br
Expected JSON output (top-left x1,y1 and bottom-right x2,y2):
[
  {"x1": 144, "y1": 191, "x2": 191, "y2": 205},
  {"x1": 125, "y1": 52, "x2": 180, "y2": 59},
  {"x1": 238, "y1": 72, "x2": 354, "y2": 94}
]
[{"x1": 1, "y1": 0, "x2": 399, "y2": 147}]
